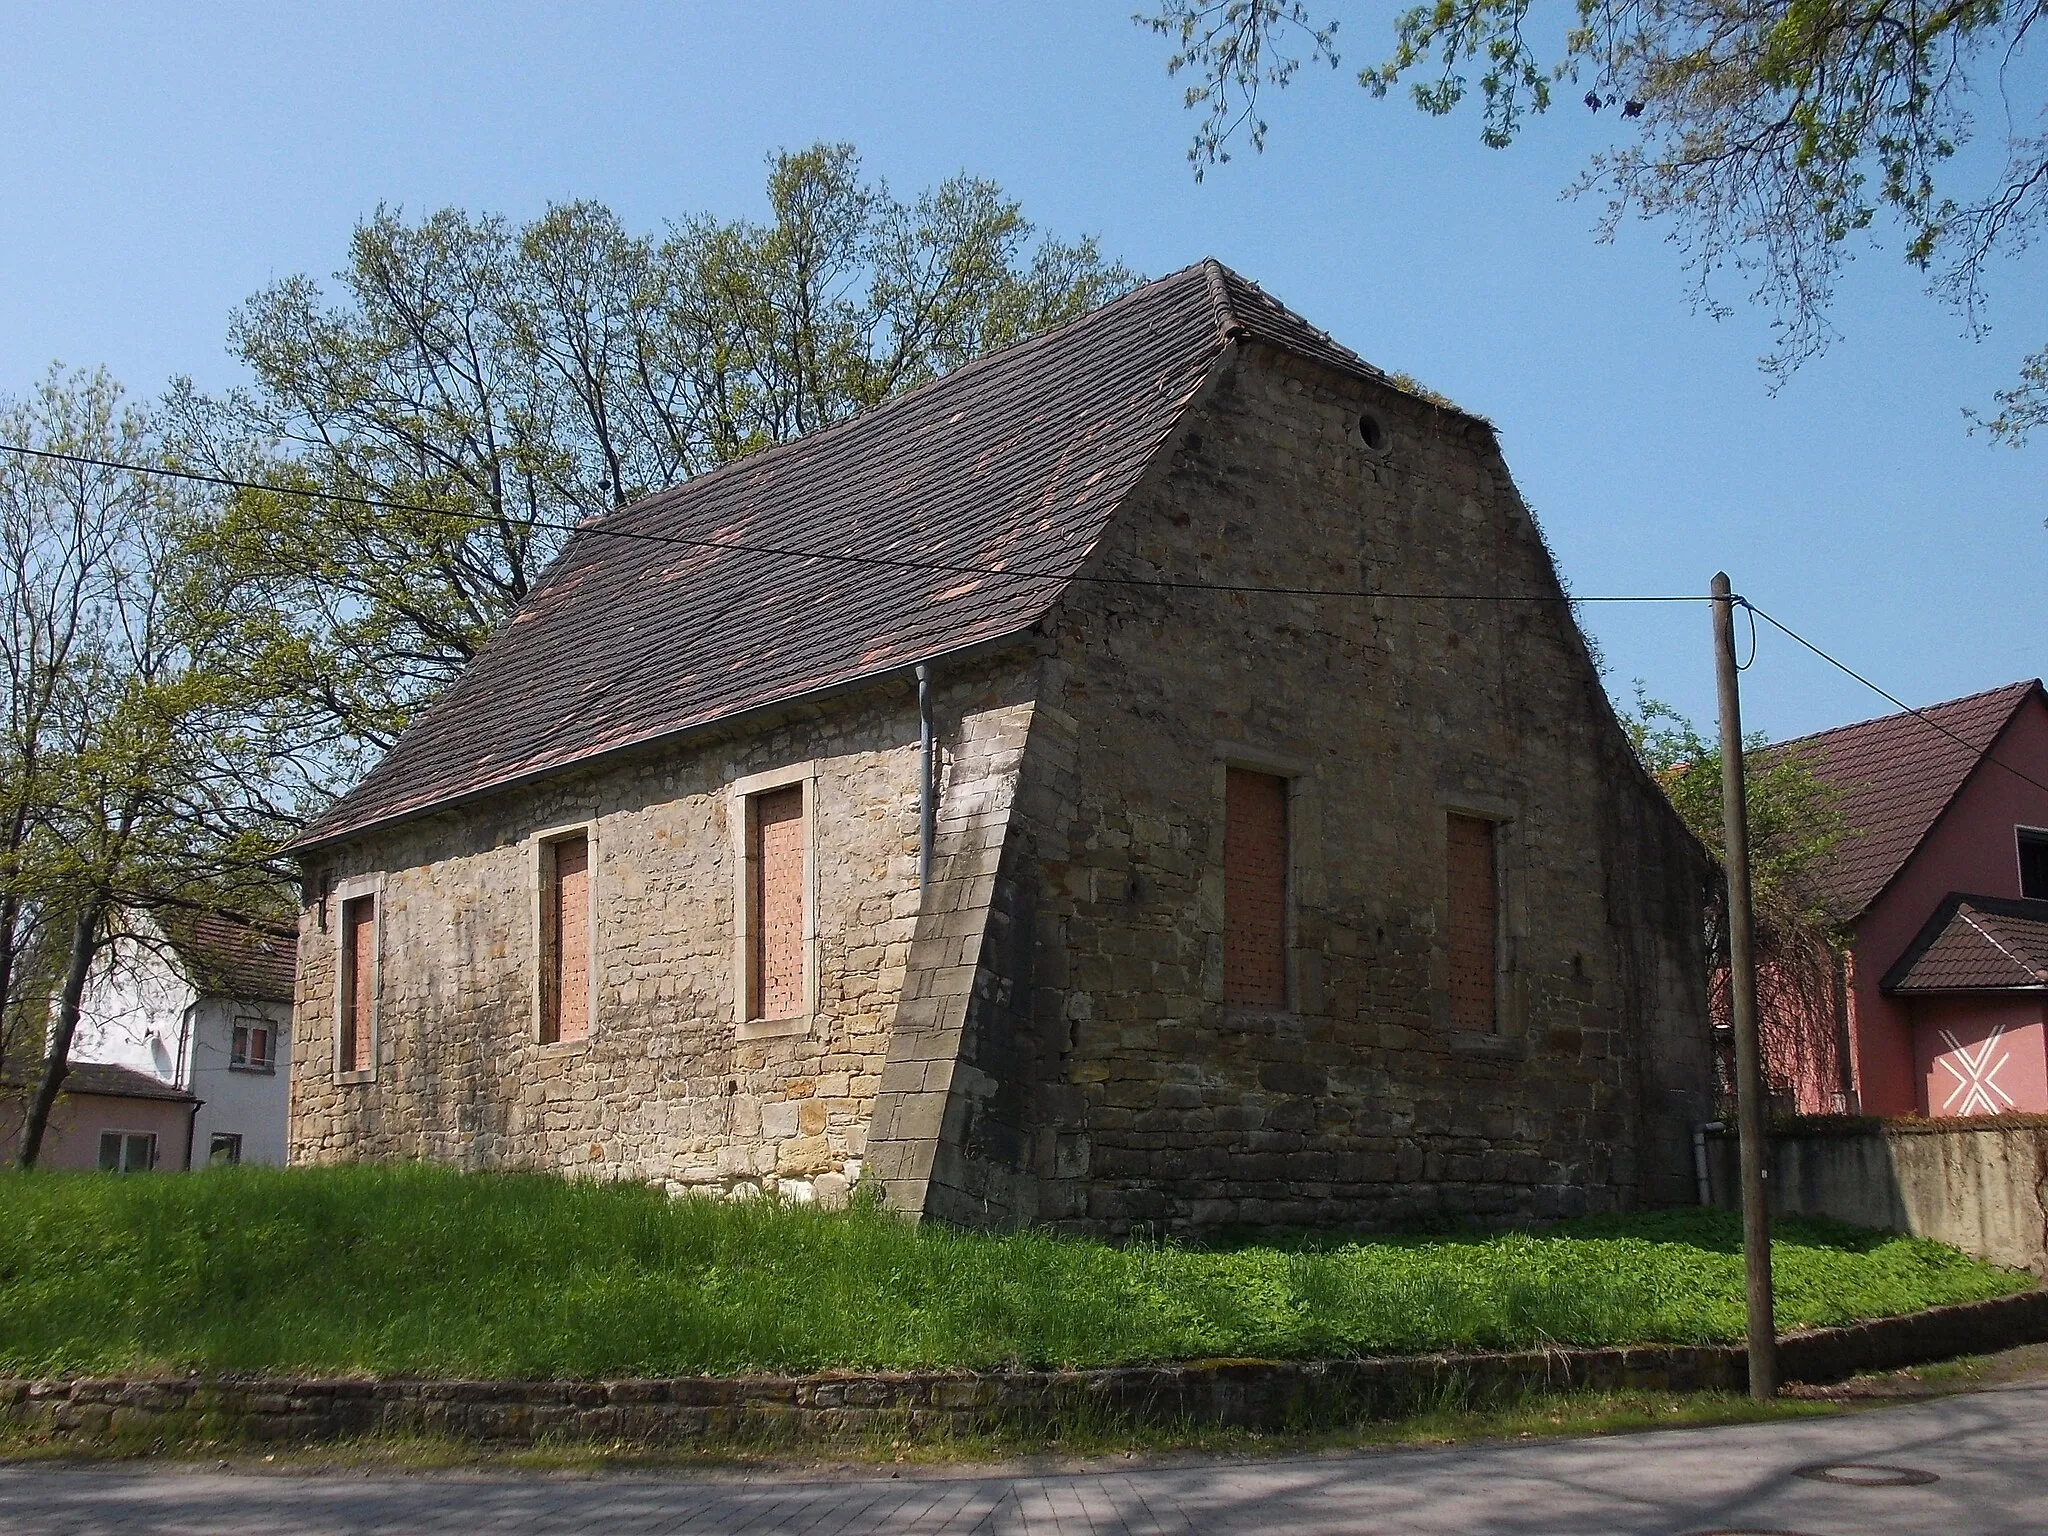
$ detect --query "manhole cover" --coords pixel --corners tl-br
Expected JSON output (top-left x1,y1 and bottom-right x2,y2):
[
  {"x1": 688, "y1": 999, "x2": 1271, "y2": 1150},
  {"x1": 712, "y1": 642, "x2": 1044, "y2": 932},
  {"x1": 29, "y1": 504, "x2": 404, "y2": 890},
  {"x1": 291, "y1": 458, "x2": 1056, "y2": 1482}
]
[{"x1": 1793, "y1": 1462, "x2": 1939, "y2": 1487}]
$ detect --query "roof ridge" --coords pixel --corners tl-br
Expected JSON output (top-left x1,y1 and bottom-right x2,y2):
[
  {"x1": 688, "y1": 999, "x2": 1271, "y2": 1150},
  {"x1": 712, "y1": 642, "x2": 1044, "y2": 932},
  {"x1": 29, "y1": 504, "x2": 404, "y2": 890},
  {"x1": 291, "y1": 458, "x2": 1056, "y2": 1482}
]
[
  {"x1": 1771, "y1": 678, "x2": 2040, "y2": 752},
  {"x1": 1201, "y1": 257, "x2": 1245, "y2": 346}
]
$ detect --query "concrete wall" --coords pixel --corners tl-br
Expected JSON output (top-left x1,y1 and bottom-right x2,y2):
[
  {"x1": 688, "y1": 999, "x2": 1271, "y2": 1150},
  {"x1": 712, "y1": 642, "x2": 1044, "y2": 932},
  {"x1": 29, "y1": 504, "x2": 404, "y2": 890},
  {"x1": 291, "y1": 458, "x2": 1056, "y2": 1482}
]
[
  {"x1": 1708, "y1": 1121, "x2": 2048, "y2": 1274},
  {"x1": 890, "y1": 343, "x2": 1715, "y2": 1233}
]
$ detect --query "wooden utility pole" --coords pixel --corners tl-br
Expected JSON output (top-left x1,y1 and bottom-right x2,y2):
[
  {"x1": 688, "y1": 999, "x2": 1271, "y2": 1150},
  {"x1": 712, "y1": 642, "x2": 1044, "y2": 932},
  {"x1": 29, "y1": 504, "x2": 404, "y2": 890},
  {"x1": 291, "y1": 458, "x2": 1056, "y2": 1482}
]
[{"x1": 1711, "y1": 571, "x2": 1779, "y2": 1401}]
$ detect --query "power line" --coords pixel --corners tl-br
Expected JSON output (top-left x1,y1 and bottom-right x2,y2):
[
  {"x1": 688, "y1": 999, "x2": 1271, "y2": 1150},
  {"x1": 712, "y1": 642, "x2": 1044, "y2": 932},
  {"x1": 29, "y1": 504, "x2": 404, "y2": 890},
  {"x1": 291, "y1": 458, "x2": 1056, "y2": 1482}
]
[
  {"x1": 1745, "y1": 601, "x2": 2048, "y2": 802},
  {"x1": 0, "y1": 441, "x2": 1716, "y2": 607}
]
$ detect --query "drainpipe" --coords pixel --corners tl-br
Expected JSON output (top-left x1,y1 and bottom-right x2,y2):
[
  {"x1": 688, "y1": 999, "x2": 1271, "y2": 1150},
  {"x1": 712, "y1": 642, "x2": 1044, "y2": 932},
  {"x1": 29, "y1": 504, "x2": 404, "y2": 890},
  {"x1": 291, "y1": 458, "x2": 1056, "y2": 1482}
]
[
  {"x1": 1694, "y1": 1120, "x2": 1725, "y2": 1206},
  {"x1": 916, "y1": 665, "x2": 934, "y2": 894}
]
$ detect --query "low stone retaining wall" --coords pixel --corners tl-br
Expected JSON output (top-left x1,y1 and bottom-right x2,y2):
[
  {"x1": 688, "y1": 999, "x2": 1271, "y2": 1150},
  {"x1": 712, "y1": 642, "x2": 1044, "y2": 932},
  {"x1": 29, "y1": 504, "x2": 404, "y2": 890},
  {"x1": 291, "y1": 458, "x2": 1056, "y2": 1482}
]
[{"x1": 6, "y1": 1290, "x2": 2043, "y2": 1449}]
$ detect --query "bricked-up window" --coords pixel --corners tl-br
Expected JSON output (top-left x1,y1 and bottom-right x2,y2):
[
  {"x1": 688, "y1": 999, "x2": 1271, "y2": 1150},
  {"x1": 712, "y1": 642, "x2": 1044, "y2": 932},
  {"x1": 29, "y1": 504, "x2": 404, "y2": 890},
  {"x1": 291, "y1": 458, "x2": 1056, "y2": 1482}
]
[
  {"x1": 339, "y1": 893, "x2": 376, "y2": 1074},
  {"x1": 750, "y1": 785, "x2": 806, "y2": 1020},
  {"x1": 1224, "y1": 767, "x2": 1289, "y2": 1008},
  {"x1": 1446, "y1": 814, "x2": 1500, "y2": 1032},
  {"x1": 542, "y1": 833, "x2": 592, "y2": 1044}
]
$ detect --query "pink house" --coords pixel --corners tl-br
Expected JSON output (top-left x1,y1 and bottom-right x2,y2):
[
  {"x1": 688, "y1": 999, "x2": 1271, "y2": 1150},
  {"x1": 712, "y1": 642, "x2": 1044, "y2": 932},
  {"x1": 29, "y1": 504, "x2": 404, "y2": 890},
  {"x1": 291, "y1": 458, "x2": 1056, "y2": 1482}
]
[{"x1": 1778, "y1": 680, "x2": 2048, "y2": 1117}]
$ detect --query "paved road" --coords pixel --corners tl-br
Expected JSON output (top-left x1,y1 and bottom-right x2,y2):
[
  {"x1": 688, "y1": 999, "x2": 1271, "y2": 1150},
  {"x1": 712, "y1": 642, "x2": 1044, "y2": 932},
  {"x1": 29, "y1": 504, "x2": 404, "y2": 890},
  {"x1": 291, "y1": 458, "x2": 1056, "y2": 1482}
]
[{"x1": 6, "y1": 1382, "x2": 2046, "y2": 1534}]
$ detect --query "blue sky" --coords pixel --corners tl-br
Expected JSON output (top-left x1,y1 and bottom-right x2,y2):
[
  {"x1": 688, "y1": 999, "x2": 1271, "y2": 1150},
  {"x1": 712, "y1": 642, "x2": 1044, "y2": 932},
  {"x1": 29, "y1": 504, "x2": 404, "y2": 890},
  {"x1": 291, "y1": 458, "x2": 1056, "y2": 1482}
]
[{"x1": 3, "y1": 2, "x2": 2040, "y2": 740}]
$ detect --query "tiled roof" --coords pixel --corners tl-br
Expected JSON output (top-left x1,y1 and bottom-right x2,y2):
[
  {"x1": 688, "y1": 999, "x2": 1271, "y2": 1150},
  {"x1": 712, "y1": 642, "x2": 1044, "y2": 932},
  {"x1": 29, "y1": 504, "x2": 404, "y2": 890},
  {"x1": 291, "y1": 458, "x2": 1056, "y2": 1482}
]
[
  {"x1": 1884, "y1": 894, "x2": 2048, "y2": 993},
  {"x1": 1772, "y1": 681, "x2": 2043, "y2": 918},
  {"x1": 296, "y1": 260, "x2": 1456, "y2": 850},
  {"x1": 159, "y1": 909, "x2": 297, "y2": 1004},
  {"x1": 0, "y1": 1061, "x2": 196, "y2": 1103}
]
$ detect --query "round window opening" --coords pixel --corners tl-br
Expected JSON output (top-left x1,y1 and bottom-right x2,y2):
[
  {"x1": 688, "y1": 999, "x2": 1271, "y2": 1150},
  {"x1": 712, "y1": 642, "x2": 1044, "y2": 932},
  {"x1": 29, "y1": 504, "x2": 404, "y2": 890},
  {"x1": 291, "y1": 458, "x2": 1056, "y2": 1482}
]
[{"x1": 1357, "y1": 412, "x2": 1388, "y2": 453}]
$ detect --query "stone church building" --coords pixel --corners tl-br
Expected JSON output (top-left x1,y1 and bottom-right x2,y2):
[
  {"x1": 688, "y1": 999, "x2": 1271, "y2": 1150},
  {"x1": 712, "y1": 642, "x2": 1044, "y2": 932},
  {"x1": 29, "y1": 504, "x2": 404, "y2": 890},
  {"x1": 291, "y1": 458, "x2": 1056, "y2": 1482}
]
[{"x1": 288, "y1": 260, "x2": 1714, "y2": 1233}]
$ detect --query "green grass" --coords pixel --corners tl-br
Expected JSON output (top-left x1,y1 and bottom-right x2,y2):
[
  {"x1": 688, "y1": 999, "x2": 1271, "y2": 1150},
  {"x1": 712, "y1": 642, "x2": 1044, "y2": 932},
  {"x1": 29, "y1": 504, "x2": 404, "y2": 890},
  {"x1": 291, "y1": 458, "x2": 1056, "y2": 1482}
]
[{"x1": 0, "y1": 1164, "x2": 2028, "y2": 1381}]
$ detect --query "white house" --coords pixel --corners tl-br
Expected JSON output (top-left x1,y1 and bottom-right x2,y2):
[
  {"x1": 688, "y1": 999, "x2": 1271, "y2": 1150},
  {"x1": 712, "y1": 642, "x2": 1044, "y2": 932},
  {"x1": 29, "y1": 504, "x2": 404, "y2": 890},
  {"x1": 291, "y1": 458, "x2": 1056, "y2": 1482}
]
[{"x1": 70, "y1": 909, "x2": 297, "y2": 1166}]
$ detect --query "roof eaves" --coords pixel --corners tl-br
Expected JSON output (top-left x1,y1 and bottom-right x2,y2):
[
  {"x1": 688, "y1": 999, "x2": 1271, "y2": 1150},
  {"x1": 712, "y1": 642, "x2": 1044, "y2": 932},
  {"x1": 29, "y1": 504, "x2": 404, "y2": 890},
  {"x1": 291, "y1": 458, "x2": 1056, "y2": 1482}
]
[
  {"x1": 1880, "y1": 890, "x2": 2048, "y2": 992},
  {"x1": 288, "y1": 624, "x2": 1048, "y2": 857}
]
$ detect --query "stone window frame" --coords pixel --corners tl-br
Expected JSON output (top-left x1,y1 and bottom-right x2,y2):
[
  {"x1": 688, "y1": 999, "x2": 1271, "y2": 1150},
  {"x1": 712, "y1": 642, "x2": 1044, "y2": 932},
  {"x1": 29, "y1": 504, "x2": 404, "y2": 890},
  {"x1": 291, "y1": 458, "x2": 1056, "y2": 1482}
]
[
  {"x1": 1438, "y1": 794, "x2": 1525, "y2": 1046},
  {"x1": 1211, "y1": 742, "x2": 1321, "y2": 1020},
  {"x1": 330, "y1": 872, "x2": 384, "y2": 1085},
  {"x1": 729, "y1": 761, "x2": 820, "y2": 1042},
  {"x1": 530, "y1": 819, "x2": 600, "y2": 1053}
]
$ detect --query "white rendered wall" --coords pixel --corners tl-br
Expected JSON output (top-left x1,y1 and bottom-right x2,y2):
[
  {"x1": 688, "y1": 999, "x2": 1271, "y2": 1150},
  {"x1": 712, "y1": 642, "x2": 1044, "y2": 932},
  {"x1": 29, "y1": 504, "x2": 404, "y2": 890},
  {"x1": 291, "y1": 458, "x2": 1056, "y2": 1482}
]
[
  {"x1": 71, "y1": 928, "x2": 197, "y2": 1086},
  {"x1": 186, "y1": 997, "x2": 292, "y2": 1166}
]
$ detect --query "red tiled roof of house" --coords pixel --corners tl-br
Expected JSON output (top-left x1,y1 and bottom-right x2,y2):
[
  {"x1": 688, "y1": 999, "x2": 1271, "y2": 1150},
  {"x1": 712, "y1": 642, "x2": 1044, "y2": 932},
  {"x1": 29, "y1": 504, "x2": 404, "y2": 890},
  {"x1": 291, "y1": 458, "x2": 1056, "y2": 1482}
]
[
  {"x1": 159, "y1": 909, "x2": 297, "y2": 1004},
  {"x1": 1883, "y1": 894, "x2": 2048, "y2": 992},
  {"x1": 1773, "y1": 680, "x2": 2044, "y2": 919},
  {"x1": 295, "y1": 261, "x2": 1462, "y2": 851}
]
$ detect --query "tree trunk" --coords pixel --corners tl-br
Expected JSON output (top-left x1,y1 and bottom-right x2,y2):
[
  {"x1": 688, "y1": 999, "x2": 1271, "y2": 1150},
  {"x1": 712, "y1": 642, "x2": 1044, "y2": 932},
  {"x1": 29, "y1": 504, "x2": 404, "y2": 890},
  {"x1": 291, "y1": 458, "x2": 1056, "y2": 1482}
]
[{"x1": 14, "y1": 900, "x2": 102, "y2": 1170}]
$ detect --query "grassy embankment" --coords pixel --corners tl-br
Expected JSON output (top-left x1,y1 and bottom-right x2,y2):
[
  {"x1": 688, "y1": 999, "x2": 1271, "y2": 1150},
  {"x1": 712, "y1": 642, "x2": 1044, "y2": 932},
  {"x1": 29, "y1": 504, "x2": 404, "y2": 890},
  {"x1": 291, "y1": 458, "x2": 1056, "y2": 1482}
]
[{"x1": 0, "y1": 1163, "x2": 2028, "y2": 1381}]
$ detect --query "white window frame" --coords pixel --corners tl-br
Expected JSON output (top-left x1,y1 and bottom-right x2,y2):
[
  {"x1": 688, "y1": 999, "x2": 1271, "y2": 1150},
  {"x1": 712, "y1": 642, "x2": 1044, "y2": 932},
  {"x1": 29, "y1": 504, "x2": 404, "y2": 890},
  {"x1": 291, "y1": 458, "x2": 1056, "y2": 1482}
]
[
  {"x1": 98, "y1": 1130, "x2": 157, "y2": 1173},
  {"x1": 331, "y1": 873, "x2": 384, "y2": 1084},
  {"x1": 530, "y1": 820, "x2": 600, "y2": 1049},
  {"x1": 208, "y1": 1132, "x2": 243, "y2": 1166},
  {"x1": 730, "y1": 762, "x2": 819, "y2": 1041},
  {"x1": 230, "y1": 1015, "x2": 277, "y2": 1073}
]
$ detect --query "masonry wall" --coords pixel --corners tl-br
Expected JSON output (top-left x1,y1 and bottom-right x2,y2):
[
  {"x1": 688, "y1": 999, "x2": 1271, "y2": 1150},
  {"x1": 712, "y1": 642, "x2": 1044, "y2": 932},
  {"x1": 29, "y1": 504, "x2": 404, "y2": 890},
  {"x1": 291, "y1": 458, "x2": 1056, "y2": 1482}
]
[
  {"x1": 905, "y1": 343, "x2": 1716, "y2": 1234},
  {"x1": 0, "y1": 1090, "x2": 195, "y2": 1172},
  {"x1": 1847, "y1": 699, "x2": 2048, "y2": 1114},
  {"x1": 289, "y1": 657, "x2": 1038, "y2": 1202}
]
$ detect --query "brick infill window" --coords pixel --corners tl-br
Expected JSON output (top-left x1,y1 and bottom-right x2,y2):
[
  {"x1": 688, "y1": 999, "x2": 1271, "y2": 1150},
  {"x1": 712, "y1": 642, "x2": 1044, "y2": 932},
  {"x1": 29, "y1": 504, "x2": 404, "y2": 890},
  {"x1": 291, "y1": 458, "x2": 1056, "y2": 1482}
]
[
  {"x1": 539, "y1": 829, "x2": 593, "y2": 1045},
  {"x1": 731, "y1": 764, "x2": 818, "y2": 1039},
  {"x1": 332, "y1": 877, "x2": 381, "y2": 1080},
  {"x1": 1445, "y1": 812, "x2": 1500, "y2": 1033},
  {"x1": 1224, "y1": 766, "x2": 1289, "y2": 1008}
]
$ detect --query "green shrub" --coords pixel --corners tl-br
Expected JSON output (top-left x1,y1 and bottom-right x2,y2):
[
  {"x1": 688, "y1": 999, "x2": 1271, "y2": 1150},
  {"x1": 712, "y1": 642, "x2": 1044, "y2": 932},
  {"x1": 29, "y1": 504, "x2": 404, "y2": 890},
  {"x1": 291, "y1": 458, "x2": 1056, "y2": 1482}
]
[{"x1": 0, "y1": 1164, "x2": 2026, "y2": 1380}]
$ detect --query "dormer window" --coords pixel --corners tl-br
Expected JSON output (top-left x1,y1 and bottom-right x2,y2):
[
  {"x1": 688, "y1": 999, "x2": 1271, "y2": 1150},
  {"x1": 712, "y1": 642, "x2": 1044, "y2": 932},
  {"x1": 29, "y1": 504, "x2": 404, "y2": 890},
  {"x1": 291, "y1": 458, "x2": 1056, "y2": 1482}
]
[{"x1": 2020, "y1": 829, "x2": 2048, "y2": 900}]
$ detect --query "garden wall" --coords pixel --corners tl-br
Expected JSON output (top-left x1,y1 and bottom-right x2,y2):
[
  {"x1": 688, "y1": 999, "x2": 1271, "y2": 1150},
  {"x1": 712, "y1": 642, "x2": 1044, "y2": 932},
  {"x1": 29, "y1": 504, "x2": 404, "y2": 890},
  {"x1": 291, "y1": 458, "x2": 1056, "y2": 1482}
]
[
  {"x1": 7, "y1": 1291, "x2": 2044, "y2": 1449},
  {"x1": 1705, "y1": 1117, "x2": 2048, "y2": 1274}
]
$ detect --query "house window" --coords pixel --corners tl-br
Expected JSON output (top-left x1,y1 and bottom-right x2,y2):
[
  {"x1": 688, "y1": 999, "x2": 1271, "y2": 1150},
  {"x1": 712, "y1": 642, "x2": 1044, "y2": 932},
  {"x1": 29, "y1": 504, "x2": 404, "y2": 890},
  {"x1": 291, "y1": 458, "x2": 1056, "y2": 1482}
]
[
  {"x1": 339, "y1": 892, "x2": 376, "y2": 1075},
  {"x1": 749, "y1": 785, "x2": 806, "y2": 1021},
  {"x1": 208, "y1": 1133, "x2": 243, "y2": 1166},
  {"x1": 541, "y1": 831, "x2": 593, "y2": 1044},
  {"x1": 97, "y1": 1131, "x2": 156, "y2": 1173},
  {"x1": 1224, "y1": 767, "x2": 1289, "y2": 1008},
  {"x1": 2020, "y1": 829, "x2": 2048, "y2": 901},
  {"x1": 231, "y1": 1018, "x2": 276, "y2": 1072},
  {"x1": 1446, "y1": 813, "x2": 1500, "y2": 1032}
]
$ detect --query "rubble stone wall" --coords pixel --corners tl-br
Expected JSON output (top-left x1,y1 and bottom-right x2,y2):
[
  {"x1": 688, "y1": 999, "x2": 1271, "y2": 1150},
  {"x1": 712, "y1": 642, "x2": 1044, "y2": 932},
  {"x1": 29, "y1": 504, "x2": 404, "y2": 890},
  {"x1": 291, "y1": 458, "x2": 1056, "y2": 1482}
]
[
  {"x1": 288, "y1": 657, "x2": 1038, "y2": 1201},
  {"x1": 920, "y1": 343, "x2": 1716, "y2": 1233}
]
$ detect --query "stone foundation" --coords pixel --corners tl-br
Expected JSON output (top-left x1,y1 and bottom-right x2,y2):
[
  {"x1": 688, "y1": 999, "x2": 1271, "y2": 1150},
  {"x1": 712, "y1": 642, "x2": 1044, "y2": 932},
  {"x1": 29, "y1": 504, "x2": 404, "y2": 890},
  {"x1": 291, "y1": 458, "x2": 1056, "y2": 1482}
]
[{"x1": 8, "y1": 1291, "x2": 2040, "y2": 1449}]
